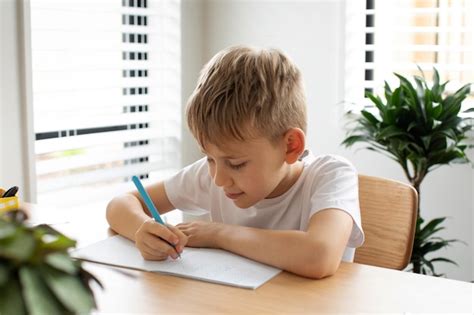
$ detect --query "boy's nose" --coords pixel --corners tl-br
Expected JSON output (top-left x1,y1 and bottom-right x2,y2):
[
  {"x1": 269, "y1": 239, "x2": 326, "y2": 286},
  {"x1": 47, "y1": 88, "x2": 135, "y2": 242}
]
[{"x1": 213, "y1": 167, "x2": 232, "y2": 188}]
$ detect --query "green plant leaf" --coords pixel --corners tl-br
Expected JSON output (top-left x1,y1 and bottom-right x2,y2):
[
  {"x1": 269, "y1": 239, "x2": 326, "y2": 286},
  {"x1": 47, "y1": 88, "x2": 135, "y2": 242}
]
[
  {"x1": 361, "y1": 110, "x2": 380, "y2": 126},
  {"x1": 452, "y1": 83, "x2": 471, "y2": 98},
  {"x1": 417, "y1": 227, "x2": 445, "y2": 243},
  {"x1": 364, "y1": 146, "x2": 399, "y2": 161},
  {"x1": 0, "y1": 220, "x2": 16, "y2": 239},
  {"x1": 432, "y1": 67, "x2": 440, "y2": 86},
  {"x1": 0, "y1": 229, "x2": 35, "y2": 262},
  {"x1": 421, "y1": 136, "x2": 432, "y2": 150},
  {"x1": 429, "y1": 257, "x2": 459, "y2": 266},
  {"x1": 45, "y1": 252, "x2": 79, "y2": 275},
  {"x1": 395, "y1": 73, "x2": 421, "y2": 114},
  {"x1": 19, "y1": 266, "x2": 65, "y2": 315},
  {"x1": 42, "y1": 265, "x2": 96, "y2": 314},
  {"x1": 414, "y1": 75, "x2": 426, "y2": 99},
  {"x1": 377, "y1": 125, "x2": 411, "y2": 140},
  {"x1": 384, "y1": 81, "x2": 392, "y2": 100},
  {"x1": 0, "y1": 262, "x2": 9, "y2": 287},
  {"x1": 391, "y1": 87, "x2": 401, "y2": 108},
  {"x1": 34, "y1": 225, "x2": 76, "y2": 251},
  {"x1": 341, "y1": 135, "x2": 367, "y2": 147},
  {"x1": 431, "y1": 104, "x2": 443, "y2": 119},
  {"x1": 420, "y1": 240, "x2": 452, "y2": 255},
  {"x1": 79, "y1": 267, "x2": 104, "y2": 290},
  {"x1": 366, "y1": 92, "x2": 386, "y2": 116},
  {"x1": 417, "y1": 217, "x2": 446, "y2": 240},
  {"x1": 416, "y1": 64, "x2": 426, "y2": 79},
  {"x1": 0, "y1": 275, "x2": 27, "y2": 315},
  {"x1": 420, "y1": 256, "x2": 435, "y2": 274},
  {"x1": 406, "y1": 121, "x2": 418, "y2": 132}
]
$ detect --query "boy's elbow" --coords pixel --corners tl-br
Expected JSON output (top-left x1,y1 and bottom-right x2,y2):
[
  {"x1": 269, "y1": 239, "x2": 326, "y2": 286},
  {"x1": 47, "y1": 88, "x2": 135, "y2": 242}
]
[
  {"x1": 302, "y1": 263, "x2": 338, "y2": 280},
  {"x1": 105, "y1": 196, "x2": 124, "y2": 227},
  {"x1": 300, "y1": 244, "x2": 341, "y2": 279},
  {"x1": 306, "y1": 263, "x2": 338, "y2": 280},
  {"x1": 105, "y1": 198, "x2": 116, "y2": 226}
]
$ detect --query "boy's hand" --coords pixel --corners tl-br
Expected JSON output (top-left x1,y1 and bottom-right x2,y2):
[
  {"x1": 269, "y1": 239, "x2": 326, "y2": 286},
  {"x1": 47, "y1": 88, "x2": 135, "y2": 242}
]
[
  {"x1": 176, "y1": 221, "x2": 224, "y2": 248},
  {"x1": 135, "y1": 219, "x2": 188, "y2": 260}
]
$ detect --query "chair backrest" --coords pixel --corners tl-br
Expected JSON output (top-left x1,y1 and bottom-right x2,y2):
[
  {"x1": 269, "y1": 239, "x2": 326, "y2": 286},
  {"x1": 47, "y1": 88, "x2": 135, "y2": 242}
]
[{"x1": 355, "y1": 174, "x2": 418, "y2": 270}]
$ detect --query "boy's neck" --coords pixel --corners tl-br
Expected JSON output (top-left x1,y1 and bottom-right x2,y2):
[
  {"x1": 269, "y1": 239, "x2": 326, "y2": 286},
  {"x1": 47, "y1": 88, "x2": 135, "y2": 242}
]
[{"x1": 266, "y1": 161, "x2": 304, "y2": 199}]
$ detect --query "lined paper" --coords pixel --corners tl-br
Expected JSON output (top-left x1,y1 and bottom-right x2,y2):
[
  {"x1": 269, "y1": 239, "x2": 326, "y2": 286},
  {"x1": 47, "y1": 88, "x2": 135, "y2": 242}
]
[{"x1": 72, "y1": 235, "x2": 281, "y2": 289}]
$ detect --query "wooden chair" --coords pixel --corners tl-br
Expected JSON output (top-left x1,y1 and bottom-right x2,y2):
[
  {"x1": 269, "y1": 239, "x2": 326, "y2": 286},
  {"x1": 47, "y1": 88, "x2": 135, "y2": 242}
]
[{"x1": 354, "y1": 175, "x2": 418, "y2": 270}]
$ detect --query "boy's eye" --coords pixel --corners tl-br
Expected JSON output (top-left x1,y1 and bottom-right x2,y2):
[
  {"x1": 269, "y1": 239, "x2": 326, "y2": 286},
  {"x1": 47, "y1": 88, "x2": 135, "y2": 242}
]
[{"x1": 229, "y1": 162, "x2": 247, "y2": 170}]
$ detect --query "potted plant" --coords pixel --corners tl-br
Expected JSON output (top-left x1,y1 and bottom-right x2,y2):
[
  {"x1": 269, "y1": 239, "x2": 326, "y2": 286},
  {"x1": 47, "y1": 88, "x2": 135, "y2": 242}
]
[
  {"x1": 0, "y1": 209, "x2": 101, "y2": 314},
  {"x1": 342, "y1": 68, "x2": 473, "y2": 276}
]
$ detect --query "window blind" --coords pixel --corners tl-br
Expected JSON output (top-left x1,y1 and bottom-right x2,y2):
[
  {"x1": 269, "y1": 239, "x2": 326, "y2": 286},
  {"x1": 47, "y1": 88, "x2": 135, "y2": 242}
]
[
  {"x1": 344, "y1": 0, "x2": 473, "y2": 115},
  {"x1": 30, "y1": 0, "x2": 181, "y2": 208}
]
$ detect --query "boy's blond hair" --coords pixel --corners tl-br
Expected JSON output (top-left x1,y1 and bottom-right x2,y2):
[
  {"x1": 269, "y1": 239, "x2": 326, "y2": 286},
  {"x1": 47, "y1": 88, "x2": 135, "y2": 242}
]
[{"x1": 186, "y1": 45, "x2": 307, "y2": 148}]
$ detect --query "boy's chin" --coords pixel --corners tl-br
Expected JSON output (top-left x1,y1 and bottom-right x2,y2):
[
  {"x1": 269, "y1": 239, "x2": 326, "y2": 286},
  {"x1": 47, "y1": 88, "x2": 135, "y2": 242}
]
[{"x1": 232, "y1": 198, "x2": 256, "y2": 209}]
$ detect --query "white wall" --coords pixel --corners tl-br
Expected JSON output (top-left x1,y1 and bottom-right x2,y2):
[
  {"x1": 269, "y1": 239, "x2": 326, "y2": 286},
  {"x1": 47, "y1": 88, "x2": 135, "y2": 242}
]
[
  {"x1": 467, "y1": 147, "x2": 473, "y2": 282},
  {"x1": 181, "y1": 0, "x2": 205, "y2": 166},
  {"x1": 0, "y1": 0, "x2": 33, "y2": 201},
  {"x1": 180, "y1": 0, "x2": 473, "y2": 281}
]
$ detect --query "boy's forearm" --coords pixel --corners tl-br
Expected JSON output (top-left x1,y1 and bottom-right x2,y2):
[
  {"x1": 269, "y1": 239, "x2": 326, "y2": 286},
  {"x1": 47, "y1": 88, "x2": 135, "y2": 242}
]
[
  {"x1": 215, "y1": 225, "x2": 338, "y2": 279},
  {"x1": 106, "y1": 194, "x2": 151, "y2": 241}
]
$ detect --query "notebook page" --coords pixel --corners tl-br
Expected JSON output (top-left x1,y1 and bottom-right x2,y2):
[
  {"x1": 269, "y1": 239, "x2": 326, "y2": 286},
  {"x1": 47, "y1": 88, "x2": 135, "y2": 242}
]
[{"x1": 71, "y1": 235, "x2": 281, "y2": 289}]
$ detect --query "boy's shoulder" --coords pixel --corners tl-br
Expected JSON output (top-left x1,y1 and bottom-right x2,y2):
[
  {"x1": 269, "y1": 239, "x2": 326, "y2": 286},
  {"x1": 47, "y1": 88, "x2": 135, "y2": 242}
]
[
  {"x1": 302, "y1": 151, "x2": 357, "y2": 173},
  {"x1": 299, "y1": 151, "x2": 358, "y2": 190},
  {"x1": 297, "y1": 151, "x2": 359, "y2": 201}
]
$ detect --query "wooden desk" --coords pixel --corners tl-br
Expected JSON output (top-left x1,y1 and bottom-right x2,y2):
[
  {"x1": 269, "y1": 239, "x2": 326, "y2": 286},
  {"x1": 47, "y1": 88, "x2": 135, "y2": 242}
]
[{"x1": 24, "y1": 203, "x2": 473, "y2": 313}]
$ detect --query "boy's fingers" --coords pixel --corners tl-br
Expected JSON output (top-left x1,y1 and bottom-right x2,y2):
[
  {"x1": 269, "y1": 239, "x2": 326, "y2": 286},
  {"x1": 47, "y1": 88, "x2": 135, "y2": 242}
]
[
  {"x1": 141, "y1": 236, "x2": 179, "y2": 259},
  {"x1": 166, "y1": 224, "x2": 188, "y2": 251},
  {"x1": 140, "y1": 244, "x2": 169, "y2": 261},
  {"x1": 145, "y1": 220, "x2": 180, "y2": 245},
  {"x1": 142, "y1": 233, "x2": 169, "y2": 252}
]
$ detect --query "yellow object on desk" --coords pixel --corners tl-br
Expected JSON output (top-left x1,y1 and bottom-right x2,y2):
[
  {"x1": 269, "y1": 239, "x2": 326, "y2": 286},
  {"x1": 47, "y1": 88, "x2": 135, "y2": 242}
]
[{"x1": 0, "y1": 187, "x2": 19, "y2": 213}]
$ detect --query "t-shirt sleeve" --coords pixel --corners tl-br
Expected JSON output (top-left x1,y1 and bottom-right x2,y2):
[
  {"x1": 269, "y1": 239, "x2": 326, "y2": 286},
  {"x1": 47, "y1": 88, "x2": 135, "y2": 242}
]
[
  {"x1": 309, "y1": 156, "x2": 364, "y2": 248},
  {"x1": 163, "y1": 157, "x2": 212, "y2": 214}
]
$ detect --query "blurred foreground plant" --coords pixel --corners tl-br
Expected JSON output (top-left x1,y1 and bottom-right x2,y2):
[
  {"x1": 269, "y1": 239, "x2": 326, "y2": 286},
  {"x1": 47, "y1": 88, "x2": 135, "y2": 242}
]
[{"x1": 0, "y1": 210, "x2": 102, "y2": 315}]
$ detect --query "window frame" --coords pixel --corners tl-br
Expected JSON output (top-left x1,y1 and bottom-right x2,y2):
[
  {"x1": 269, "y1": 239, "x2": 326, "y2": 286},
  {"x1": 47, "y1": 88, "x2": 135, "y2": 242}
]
[{"x1": 344, "y1": 0, "x2": 473, "y2": 118}]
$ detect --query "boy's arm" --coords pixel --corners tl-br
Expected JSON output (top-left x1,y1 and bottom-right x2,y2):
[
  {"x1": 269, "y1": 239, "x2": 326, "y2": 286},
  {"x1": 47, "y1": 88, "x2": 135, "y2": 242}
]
[
  {"x1": 178, "y1": 208, "x2": 353, "y2": 279},
  {"x1": 106, "y1": 181, "x2": 175, "y2": 241}
]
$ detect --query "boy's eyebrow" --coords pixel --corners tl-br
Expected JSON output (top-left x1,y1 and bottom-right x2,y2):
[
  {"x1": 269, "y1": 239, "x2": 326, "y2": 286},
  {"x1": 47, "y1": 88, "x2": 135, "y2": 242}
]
[
  {"x1": 209, "y1": 154, "x2": 247, "y2": 160},
  {"x1": 200, "y1": 148, "x2": 246, "y2": 160},
  {"x1": 220, "y1": 154, "x2": 246, "y2": 160}
]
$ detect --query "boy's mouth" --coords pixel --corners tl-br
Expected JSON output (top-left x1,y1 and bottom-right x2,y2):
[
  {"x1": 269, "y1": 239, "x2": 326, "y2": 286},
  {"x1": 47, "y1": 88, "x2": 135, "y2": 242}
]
[{"x1": 225, "y1": 191, "x2": 244, "y2": 199}]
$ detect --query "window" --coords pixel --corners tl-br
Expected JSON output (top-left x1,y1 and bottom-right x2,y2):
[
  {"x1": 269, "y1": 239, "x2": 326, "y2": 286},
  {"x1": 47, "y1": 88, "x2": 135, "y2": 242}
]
[
  {"x1": 29, "y1": 0, "x2": 181, "y2": 210},
  {"x1": 344, "y1": 0, "x2": 473, "y2": 115}
]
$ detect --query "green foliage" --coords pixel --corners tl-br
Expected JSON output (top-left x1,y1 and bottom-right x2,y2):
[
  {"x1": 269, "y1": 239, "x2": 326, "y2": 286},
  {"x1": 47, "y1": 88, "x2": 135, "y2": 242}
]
[
  {"x1": 410, "y1": 217, "x2": 464, "y2": 277},
  {"x1": 0, "y1": 210, "x2": 101, "y2": 315},
  {"x1": 342, "y1": 68, "x2": 473, "y2": 276}
]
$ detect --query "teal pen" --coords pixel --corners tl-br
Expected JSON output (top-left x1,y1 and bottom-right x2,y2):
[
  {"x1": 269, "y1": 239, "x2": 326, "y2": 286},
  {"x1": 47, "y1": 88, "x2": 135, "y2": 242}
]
[{"x1": 132, "y1": 176, "x2": 181, "y2": 259}]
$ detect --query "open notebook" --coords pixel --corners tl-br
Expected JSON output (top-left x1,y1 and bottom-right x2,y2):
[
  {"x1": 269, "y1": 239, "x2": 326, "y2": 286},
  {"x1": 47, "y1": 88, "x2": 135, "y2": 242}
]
[{"x1": 71, "y1": 235, "x2": 281, "y2": 289}]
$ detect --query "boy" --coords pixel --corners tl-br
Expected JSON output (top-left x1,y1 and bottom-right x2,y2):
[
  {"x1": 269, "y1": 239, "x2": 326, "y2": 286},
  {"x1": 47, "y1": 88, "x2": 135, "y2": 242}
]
[{"x1": 106, "y1": 46, "x2": 364, "y2": 279}]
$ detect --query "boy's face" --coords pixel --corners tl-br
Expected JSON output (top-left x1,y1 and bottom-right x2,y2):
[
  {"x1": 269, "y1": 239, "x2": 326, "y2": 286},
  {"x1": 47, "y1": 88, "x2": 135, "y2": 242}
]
[{"x1": 202, "y1": 136, "x2": 296, "y2": 209}]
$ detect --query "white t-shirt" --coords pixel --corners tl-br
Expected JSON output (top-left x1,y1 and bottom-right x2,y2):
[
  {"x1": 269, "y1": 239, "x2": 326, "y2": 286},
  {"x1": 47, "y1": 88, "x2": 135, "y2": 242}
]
[{"x1": 164, "y1": 150, "x2": 364, "y2": 261}]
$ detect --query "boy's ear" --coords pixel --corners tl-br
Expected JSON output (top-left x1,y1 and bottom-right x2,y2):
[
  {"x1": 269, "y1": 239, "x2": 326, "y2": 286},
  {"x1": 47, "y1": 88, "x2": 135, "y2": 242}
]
[{"x1": 283, "y1": 128, "x2": 305, "y2": 164}]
